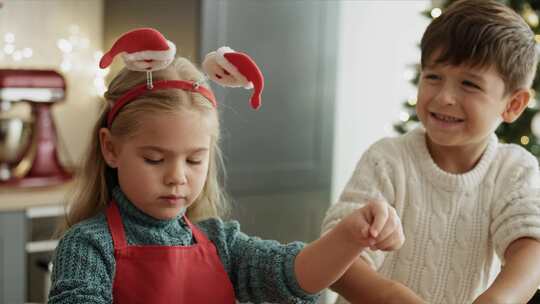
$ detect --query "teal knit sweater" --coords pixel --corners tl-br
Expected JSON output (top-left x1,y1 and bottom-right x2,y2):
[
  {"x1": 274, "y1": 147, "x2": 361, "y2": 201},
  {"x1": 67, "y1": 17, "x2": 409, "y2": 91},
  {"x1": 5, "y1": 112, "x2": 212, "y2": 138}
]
[{"x1": 48, "y1": 187, "x2": 320, "y2": 303}]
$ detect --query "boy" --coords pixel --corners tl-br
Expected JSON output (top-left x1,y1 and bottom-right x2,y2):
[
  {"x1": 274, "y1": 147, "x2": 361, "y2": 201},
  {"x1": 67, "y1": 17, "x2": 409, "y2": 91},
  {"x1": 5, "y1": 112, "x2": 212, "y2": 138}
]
[{"x1": 323, "y1": 0, "x2": 540, "y2": 303}]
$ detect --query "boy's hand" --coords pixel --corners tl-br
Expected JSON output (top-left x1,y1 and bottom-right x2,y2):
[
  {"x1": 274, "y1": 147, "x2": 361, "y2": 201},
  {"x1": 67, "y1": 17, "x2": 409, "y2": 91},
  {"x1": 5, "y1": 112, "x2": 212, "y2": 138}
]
[{"x1": 341, "y1": 200, "x2": 405, "y2": 251}]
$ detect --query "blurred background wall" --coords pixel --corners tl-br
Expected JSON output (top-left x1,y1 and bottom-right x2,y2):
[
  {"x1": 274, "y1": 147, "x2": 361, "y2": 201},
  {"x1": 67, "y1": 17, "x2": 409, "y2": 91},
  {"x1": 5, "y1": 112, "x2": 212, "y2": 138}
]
[{"x1": 332, "y1": 1, "x2": 429, "y2": 202}]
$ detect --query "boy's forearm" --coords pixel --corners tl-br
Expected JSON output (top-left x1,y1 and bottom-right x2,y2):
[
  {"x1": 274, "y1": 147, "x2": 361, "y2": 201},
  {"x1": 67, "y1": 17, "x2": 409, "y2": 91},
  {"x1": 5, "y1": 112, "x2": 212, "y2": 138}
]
[
  {"x1": 294, "y1": 225, "x2": 364, "y2": 294},
  {"x1": 476, "y1": 237, "x2": 540, "y2": 304},
  {"x1": 332, "y1": 258, "x2": 425, "y2": 304},
  {"x1": 330, "y1": 257, "x2": 394, "y2": 303}
]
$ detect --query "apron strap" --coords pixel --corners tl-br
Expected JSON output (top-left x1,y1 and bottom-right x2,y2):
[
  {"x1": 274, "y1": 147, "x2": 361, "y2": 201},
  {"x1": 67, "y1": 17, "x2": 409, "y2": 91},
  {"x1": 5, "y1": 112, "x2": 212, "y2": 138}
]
[
  {"x1": 183, "y1": 216, "x2": 211, "y2": 245},
  {"x1": 106, "y1": 200, "x2": 128, "y2": 250}
]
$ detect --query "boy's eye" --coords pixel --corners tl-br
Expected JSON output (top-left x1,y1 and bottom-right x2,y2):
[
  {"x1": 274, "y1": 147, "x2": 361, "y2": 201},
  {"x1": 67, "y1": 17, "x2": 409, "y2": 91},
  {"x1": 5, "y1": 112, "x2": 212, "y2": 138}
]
[
  {"x1": 424, "y1": 74, "x2": 440, "y2": 80},
  {"x1": 462, "y1": 80, "x2": 481, "y2": 90}
]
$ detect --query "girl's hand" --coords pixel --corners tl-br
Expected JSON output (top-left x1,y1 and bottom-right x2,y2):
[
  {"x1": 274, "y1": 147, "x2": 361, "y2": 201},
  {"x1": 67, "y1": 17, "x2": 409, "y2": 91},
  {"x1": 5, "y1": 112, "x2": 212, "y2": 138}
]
[{"x1": 340, "y1": 200, "x2": 405, "y2": 251}]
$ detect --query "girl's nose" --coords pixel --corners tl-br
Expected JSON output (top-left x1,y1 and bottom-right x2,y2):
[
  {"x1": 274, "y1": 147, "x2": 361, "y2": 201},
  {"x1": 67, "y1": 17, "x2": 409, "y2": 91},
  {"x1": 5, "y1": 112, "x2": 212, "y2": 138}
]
[{"x1": 165, "y1": 164, "x2": 187, "y2": 186}]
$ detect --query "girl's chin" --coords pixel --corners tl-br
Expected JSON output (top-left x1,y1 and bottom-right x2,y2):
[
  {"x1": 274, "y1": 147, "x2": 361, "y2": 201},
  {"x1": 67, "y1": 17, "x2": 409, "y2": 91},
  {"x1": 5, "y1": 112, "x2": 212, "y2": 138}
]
[{"x1": 152, "y1": 207, "x2": 187, "y2": 220}]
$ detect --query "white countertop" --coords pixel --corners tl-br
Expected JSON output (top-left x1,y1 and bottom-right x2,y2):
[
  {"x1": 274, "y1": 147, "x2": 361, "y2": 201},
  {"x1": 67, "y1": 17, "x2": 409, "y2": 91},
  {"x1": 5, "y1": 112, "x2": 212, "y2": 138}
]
[{"x1": 0, "y1": 181, "x2": 73, "y2": 212}]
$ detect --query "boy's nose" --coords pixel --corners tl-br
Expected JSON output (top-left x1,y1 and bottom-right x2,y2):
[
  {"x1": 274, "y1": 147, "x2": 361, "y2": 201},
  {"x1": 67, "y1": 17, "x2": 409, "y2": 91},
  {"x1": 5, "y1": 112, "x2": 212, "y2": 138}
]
[
  {"x1": 434, "y1": 86, "x2": 457, "y2": 106},
  {"x1": 165, "y1": 164, "x2": 187, "y2": 186}
]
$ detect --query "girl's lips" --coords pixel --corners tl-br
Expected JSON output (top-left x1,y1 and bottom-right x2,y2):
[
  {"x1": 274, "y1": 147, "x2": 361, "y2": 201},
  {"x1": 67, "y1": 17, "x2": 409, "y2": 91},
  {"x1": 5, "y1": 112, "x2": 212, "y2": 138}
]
[{"x1": 160, "y1": 196, "x2": 187, "y2": 205}]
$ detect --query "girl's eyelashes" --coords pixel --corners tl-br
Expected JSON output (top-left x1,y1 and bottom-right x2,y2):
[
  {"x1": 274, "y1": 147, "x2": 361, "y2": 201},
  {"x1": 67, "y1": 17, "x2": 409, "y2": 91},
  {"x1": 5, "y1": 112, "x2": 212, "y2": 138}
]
[
  {"x1": 187, "y1": 159, "x2": 202, "y2": 165},
  {"x1": 143, "y1": 157, "x2": 204, "y2": 165},
  {"x1": 187, "y1": 151, "x2": 209, "y2": 165},
  {"x1": 143, "y1": 157, "x2": 163, "y2": 164}
]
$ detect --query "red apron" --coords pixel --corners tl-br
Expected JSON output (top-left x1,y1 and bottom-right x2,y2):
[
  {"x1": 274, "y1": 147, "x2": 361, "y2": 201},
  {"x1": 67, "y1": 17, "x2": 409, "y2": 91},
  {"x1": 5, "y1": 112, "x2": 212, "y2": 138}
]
[{"x1": 106, "y1": 200, "x2": 236, "y2": 303}]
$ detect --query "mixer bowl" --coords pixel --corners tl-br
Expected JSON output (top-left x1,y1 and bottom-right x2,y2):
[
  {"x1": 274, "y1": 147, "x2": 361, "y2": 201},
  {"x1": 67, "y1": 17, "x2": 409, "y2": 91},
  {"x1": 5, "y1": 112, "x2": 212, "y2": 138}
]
[{"x1": 0, "y1": 117, "x2": 33, "y2": 164}]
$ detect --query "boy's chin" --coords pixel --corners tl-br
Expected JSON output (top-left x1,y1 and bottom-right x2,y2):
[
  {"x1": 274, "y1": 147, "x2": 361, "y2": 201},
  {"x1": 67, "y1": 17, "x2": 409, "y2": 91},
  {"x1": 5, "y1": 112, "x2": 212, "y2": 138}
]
[{"x1": 425, "y1": 131, "x2": 460, "y2": 147}]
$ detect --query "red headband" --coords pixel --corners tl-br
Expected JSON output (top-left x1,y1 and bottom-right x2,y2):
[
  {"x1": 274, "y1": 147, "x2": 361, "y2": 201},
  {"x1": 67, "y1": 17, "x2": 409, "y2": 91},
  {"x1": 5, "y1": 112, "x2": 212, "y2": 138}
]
[
  {"x1": 106, "y1": 80, "x2": 216, "y2": 128},
  {"x1": 100, "y1": 28, "x2": 264, "y2": 128}
]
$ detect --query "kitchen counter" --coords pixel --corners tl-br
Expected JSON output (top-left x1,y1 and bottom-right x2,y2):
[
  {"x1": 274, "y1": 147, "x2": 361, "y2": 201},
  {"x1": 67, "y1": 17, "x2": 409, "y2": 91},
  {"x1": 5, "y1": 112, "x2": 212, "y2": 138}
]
[{"x1": 0, "y1": 181, "x2": 73, "y2": 211}]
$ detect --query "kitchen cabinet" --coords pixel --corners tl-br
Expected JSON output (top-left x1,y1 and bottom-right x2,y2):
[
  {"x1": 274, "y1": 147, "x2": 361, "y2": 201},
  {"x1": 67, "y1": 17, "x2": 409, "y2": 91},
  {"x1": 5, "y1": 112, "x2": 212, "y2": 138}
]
[{"x1": 0, "y1": 183, "x2": 71, "y2": 304}]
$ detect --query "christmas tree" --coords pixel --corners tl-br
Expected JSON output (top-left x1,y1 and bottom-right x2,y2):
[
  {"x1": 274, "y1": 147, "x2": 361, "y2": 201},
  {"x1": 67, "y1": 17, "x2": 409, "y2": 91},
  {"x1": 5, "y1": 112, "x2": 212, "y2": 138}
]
[{"x1": 394, "y1": 0, "x2": 540, "y2": 160}]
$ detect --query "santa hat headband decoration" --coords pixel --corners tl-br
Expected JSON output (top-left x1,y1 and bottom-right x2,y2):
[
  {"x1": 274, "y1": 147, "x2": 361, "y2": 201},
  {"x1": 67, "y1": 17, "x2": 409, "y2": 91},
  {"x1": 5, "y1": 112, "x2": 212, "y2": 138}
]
[
  {"x1": 99, "y1": 28, "x2": 176, "y2": 72},
  {"x1": 202, "y1": 46, "x2": 264, "y2": 110},
  {"x1": 100, "y1": 28, "x2": 265, "y2": 128}
]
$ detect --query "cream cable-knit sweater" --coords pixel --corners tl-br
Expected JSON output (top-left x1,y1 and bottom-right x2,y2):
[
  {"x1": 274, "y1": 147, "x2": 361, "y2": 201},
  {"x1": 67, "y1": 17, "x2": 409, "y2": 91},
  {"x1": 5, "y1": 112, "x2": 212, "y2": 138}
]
[{"x1": 322, "y1": 127, "x2": 540, "y2": 304}]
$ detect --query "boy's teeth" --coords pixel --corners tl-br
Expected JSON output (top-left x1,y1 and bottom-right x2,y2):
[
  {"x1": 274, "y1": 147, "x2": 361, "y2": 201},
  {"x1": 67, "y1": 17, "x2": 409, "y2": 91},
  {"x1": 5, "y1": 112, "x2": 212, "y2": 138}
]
[{"x1": 434, "y1": 113, "x2": 461, "y2": 122}]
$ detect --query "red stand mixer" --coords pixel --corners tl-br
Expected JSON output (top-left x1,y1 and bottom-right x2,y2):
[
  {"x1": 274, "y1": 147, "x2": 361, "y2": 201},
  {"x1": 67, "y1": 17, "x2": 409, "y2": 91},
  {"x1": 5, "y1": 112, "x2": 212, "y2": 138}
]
[{"x1": 0, "y1": 69, "x2": 72, "y2": 187}]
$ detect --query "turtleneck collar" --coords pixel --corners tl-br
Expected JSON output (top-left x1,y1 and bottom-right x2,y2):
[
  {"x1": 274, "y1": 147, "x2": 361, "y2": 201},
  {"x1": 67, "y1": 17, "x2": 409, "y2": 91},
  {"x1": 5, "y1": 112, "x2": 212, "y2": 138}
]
[
  {"x1": 112, "y1": 186, "x2": 186, "y2": 229},
  {"x1": 406, "y1": 126, "x2": 498, "y2": 192}
]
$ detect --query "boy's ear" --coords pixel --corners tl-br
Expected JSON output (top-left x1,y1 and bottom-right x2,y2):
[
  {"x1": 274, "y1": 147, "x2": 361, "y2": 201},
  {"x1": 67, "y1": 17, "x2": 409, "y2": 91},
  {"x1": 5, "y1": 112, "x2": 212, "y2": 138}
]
[
  {"x1": 501, "y1": 89, "x2": 531, "y2": 123},
  {"x1": 99, "y1": 128, "x2": 119, "y2": 168}
]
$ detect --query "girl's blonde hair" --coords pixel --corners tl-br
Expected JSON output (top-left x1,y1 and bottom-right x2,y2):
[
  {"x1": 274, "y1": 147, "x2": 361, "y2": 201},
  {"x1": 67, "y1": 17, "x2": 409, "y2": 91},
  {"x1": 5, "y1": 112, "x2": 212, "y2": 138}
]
[{"x1": 60, "y1": 57, "x2": 228, "y2": 233}]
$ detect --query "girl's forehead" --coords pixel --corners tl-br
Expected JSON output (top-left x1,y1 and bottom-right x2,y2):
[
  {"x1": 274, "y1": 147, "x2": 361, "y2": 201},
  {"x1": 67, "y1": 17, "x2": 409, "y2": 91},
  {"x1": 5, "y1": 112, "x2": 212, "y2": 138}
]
[{"x1": 125, "y1": 110, "x2": 214, "y2": 148}]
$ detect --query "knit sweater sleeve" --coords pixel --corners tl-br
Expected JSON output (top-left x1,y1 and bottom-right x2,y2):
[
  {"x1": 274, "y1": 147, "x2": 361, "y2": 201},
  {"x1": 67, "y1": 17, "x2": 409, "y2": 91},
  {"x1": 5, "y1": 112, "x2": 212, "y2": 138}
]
[
  {"x1": 491, "y1": 148, "x2": 540, "y2": 263},
  {"x1": 321, "y1": 139, "x2": 397, "y2": 269},
  {"x1": 48, "y1": 215, "x2": 114, "y2": 304},
  {"x1": 197, "y1": 218, "x2": 320, "y2": 304}
]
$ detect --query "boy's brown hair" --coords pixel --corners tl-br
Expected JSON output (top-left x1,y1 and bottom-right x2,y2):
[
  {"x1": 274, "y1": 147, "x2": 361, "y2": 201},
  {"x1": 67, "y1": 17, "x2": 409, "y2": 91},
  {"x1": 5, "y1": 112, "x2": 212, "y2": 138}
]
[{"x1": 420, "y1": 0, "x2": 538, "y2": 94}]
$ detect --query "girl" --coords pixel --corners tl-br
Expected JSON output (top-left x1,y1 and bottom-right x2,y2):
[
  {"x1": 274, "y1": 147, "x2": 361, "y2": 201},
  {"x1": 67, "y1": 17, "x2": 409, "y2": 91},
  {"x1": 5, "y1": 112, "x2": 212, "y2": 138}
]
[{"x1": 48, "y1": 28, "x2": 407, "y2": 304}]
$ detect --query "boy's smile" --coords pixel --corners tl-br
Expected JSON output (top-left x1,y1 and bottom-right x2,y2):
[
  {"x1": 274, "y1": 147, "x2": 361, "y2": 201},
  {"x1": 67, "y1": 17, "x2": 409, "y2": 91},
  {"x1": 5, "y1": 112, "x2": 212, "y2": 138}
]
[{"x1": 428, "y1": 111, "x2": 465, "y2": 129}]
